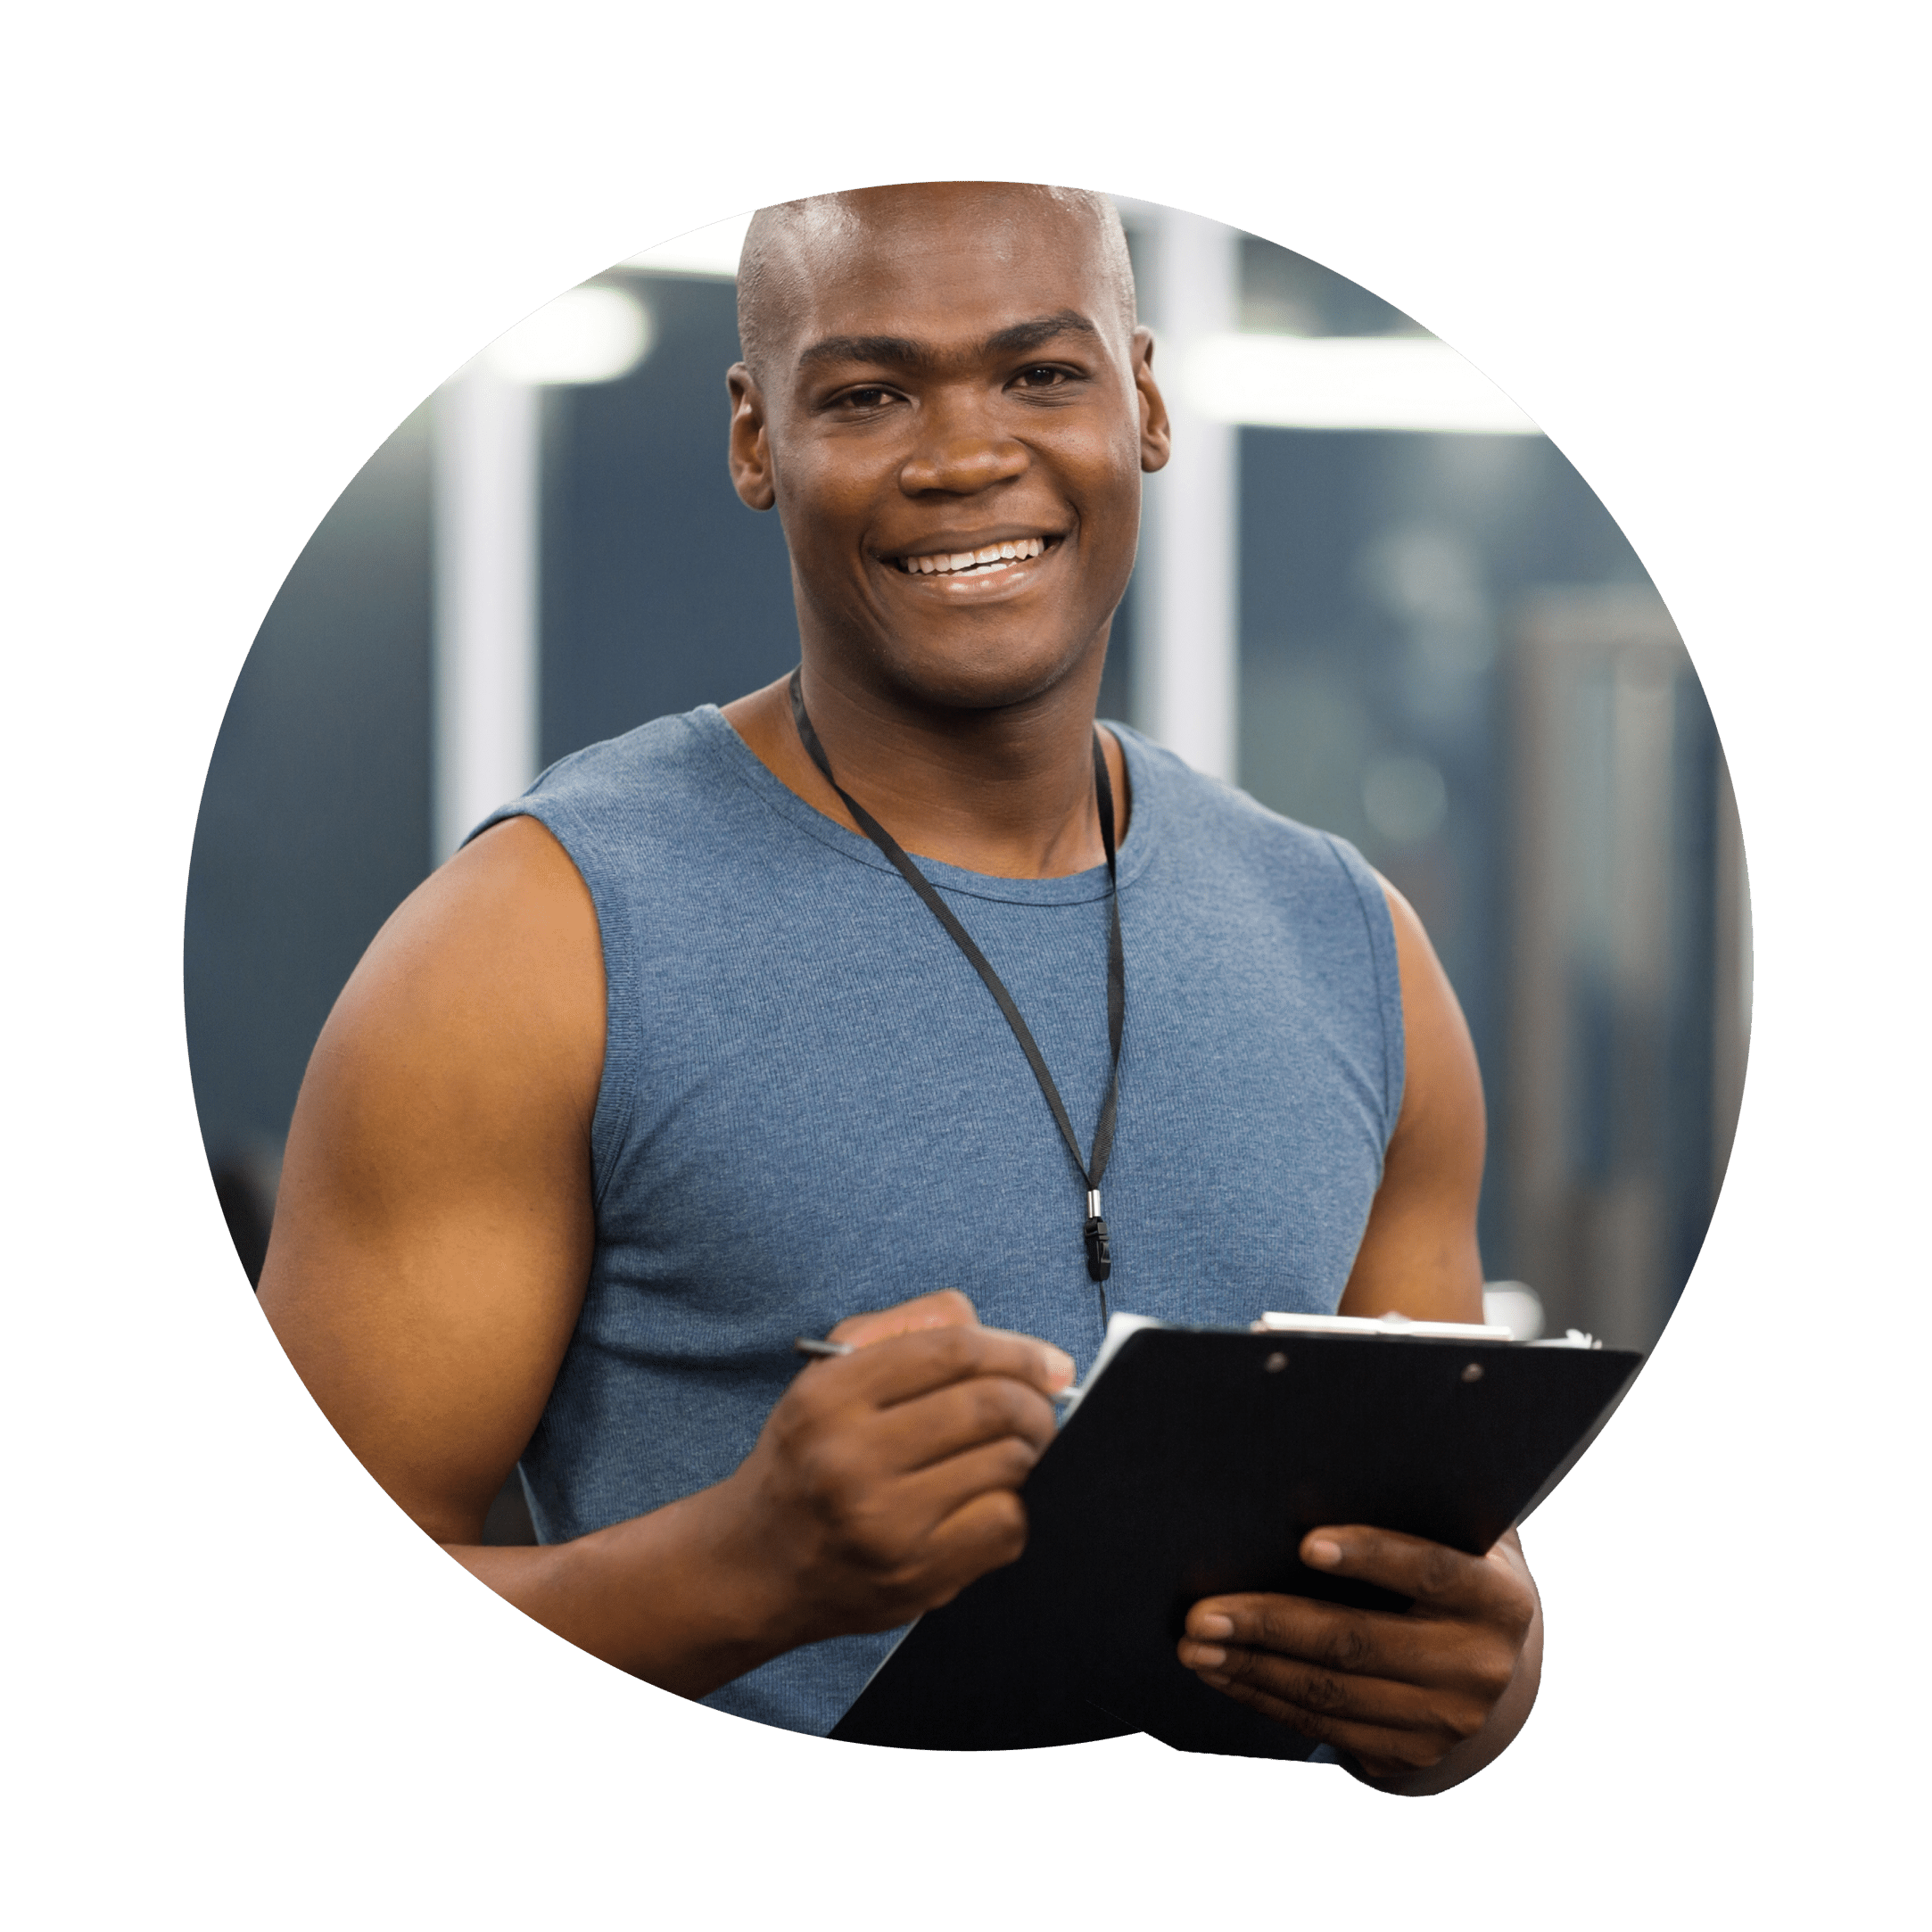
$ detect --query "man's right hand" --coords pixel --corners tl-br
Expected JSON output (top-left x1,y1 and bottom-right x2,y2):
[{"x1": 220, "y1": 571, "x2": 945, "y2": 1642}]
[{"x1": 706, "y1": 1289, "x2": 1075, "y2": 1655}]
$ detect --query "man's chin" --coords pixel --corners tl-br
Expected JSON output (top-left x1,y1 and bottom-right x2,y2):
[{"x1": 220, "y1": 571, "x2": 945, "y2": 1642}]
[{"x1": 862, "y1": 634, "x2": 1102, "y2": 716}]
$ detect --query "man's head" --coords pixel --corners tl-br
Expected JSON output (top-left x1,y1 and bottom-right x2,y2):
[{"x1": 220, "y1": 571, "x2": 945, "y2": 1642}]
[{"x1": 726, "y1": 182, "x2": 1169, "y2": 716}]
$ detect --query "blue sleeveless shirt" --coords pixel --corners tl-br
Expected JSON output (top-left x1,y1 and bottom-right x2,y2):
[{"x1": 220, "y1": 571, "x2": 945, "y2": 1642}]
[{"x1": 475, "y1": 706, "x2": 1403, "y2": 1736}]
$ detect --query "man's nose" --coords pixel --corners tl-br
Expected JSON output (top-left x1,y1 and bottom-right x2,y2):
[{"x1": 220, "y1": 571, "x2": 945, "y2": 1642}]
[{"x1": 898, "y1": 402, "x2": 1029, "y2": 496}]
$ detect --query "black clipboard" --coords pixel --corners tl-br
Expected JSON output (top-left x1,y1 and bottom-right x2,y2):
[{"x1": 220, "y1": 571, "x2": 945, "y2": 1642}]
[{"x1": 830, "y1": 1322, "x2": 1642, "y2": 1756}]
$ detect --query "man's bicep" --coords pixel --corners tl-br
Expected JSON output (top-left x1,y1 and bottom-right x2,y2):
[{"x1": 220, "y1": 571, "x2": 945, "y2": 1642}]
[
  {"x1": 258, "y1": 816, "x2": 606, "y2": 1542},
  {"x1": 1336, "y1": 878, "x2": 1486, "y2": 1325}
]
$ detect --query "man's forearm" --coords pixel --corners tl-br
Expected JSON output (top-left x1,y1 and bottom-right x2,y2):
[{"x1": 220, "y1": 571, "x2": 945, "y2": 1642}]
[
  {"x1": 434, "y1": 1313, "x2": 1068, "y2": 1705},
  {"x1": 447, "y1": 1478, "x2": 795, "y2": 1699}
]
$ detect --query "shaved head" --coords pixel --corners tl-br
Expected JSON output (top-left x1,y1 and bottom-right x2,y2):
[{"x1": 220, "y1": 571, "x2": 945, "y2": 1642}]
[{"x1": 737, "y1": 182, "x2": 1136, "y2": 379}]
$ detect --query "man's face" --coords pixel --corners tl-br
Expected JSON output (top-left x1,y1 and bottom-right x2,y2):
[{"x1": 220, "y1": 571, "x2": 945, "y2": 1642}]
[{"x1": 729, "y1": 186, "x2": 1169, "y2": 712}]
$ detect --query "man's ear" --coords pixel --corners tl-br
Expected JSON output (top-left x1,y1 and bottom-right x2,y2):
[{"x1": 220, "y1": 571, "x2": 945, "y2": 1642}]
[
  {"x1": 727, "y1": 362, "x2": 777, "y2": 511},
  {"x1": 1133, "y1": 326, "x2": 1172, "y2": 475}
]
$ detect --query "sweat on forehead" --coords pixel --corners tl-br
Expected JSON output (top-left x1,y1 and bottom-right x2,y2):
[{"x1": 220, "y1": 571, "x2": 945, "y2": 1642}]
[{"x1": 735, "y1": 182, "x2": 1136, "y2": 377}]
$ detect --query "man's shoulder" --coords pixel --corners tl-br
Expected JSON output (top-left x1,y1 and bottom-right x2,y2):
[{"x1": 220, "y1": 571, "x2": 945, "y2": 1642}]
[
  {"x1": 463, "y1": 705, "x2": 825, "y2": 974},
  {"x1": 510, "y1": 707, "x2": 728, "y2": 827},
  {"x1": 463, "y1": 706, "x2": 779, "y2": 874},
  {"x1": 1111, "y1": 723, "x2": 1383, "y2": 904}
]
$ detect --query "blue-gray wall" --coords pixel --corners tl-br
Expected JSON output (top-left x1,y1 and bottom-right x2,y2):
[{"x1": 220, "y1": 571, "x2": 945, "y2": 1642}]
[{"x1": 186, "y1": 403, "x2": 433, "y2": 1168}]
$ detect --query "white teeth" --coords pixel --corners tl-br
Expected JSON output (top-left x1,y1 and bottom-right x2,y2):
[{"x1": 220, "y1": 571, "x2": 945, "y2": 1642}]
[{"x1": 901, "y1": 535, "x2": 1050, "y2": 574}]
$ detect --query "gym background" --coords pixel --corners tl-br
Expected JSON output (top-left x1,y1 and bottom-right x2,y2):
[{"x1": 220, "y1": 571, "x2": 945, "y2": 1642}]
[{"x1": 187, "y1": 197, "x2": 1749, "y2": 1406}]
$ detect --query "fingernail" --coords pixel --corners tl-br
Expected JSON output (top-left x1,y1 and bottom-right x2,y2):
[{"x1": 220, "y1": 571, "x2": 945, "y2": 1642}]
[
  {"x1": 1186, "y1": 1644, "x2": 1227, "y2": 1670},
  {"x1": 1044, "y1": 1347, "x2": 1076, "y2": 1386},
  {"x1": 1305, "y1": 1537, "x2": 1343, "y2": 1569},
  {"x1": 1200, "y1": 1672, "x2": 1231, "y2": 1689},
  {"x1": 1195, "y1": 1614, "x2": 1234, "y2": 1639}
]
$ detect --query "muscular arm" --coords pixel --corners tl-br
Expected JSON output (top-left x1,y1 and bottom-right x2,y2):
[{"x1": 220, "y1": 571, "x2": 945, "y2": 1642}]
[
  {"x1": 260, "y1": 815, "x2": 605, "y2": 1543},
  {"x1": 258, "y1": 818, "x2": 1070, "y2": 1698},
  {"x1": 256, "y1": 818, "x2": 728, "y2": 1672},
  {"x1": 1181, "y1": 879, "x2": 1543, "y2": 1793},
  {"x1": 1336, "y1": 879, "x2": 1487, "y2": 1327}
]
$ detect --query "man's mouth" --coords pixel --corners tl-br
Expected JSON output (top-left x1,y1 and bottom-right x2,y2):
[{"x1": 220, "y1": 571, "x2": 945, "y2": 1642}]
[{"x1": 896, "y1": 534, "x2": 1056, "y2": 577}]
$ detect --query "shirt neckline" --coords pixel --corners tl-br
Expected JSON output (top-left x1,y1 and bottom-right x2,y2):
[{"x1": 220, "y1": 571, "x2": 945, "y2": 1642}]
[{"x1": 689, "y1": 703, "x2": 1160, "y2": 907}]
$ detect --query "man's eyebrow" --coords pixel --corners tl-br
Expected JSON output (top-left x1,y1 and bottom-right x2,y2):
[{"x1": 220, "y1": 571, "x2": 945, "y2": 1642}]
[
  {"x1": 795, "y1": 333, "x2": 934, "y2": 375},
  {"x1": 794, "y1": 310, "x2": 1102, "y2": 376},
  {"x1": 982, "y1": 310, "x2": 1100, "y2": 357}
]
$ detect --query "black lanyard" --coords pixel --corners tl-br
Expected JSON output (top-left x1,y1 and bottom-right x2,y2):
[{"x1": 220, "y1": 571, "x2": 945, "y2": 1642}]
[{"x1": 788, "y1": 668, "x2": 1126, "y2": 1314}]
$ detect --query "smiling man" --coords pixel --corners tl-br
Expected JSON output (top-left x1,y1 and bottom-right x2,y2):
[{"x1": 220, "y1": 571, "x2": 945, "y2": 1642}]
[{"x1": 258, "y1": 181, "x2": 1540, "y2": 1790}]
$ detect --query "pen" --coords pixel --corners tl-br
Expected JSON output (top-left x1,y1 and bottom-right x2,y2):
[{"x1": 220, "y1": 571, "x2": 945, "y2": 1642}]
[{"x1": 793, "y1": 1334, "x2": 1078, "y2": 1403}]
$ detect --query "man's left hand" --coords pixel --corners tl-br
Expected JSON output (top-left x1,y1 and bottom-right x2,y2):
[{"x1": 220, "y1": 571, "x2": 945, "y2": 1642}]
[{"x1": 1177, "y1": 1526, "x2": 1539, "y2": 1788}]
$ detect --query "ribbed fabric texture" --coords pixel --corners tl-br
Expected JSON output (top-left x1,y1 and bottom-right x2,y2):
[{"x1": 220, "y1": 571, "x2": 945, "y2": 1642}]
[{"x1": 473, "y1": 705, "x2": 1404, "y2": 1737}]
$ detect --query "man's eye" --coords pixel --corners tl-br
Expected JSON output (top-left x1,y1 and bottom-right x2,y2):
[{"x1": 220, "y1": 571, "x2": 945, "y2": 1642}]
[
  {"x1": 840, "y1": 385, "x2": 899, "y2": 409},
  {"x1": 1014, "y1": 365, "x2": 1072, "y2": 389}
]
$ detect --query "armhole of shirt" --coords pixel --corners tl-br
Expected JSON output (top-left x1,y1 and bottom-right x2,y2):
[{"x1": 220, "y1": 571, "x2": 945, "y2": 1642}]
[
  {"x1": 1322, "y1": 832, "x2": 1408, "y2": 1160},
  {"x1": 466, "y1": 797, "x2": 638, "y2": 1213}
]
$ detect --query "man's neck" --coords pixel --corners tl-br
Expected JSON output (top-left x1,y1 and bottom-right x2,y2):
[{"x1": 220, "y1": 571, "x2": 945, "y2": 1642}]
[{"x1": 722, "y1": 659, "x2": 1128, "y2": 880}]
